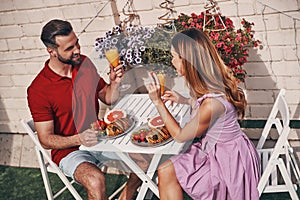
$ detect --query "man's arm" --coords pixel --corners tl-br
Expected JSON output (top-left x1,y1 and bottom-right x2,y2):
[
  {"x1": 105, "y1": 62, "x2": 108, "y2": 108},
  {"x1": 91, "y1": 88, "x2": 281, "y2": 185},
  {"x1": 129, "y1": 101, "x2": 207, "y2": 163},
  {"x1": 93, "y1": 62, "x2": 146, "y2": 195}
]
[
  {"x1": 35, "y1": 120, "x2": 98, "y2": 149},
  {"x1": 98, "y1": 64, "x2": 123, "y2": 105},
  {"x1": 98, "y1": 81, "x2": 120, "y2": 105}
]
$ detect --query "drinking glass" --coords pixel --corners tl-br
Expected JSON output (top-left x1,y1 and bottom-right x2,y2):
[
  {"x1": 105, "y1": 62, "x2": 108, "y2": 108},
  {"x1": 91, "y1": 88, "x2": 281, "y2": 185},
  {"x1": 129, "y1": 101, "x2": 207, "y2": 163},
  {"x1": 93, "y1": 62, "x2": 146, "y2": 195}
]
[
  {"x1": 105, "y1": 48, "x2": 131, "y2": 91},
  {"x1": 157, "y1": 72, "x2": 166, "y2": 96}
]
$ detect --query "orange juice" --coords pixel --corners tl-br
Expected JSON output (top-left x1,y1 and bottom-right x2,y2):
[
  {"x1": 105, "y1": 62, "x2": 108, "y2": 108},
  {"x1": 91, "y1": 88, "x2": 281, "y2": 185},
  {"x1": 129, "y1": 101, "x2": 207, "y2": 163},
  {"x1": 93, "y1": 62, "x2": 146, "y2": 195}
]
[
  {"x1": 105, "y1": 49, "x2": 119, "y2": 67},
  {"x1": 157, "y1": 73, "x2": 166, "y2": 95}
]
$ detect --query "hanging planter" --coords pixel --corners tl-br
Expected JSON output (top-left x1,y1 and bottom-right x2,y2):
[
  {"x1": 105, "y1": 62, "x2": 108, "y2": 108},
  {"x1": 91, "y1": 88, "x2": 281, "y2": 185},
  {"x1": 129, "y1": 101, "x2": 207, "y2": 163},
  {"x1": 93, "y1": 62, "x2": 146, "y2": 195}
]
[
  {"x1": 174, "y1": 11, "x2": 260, "y2": 82},
  {"x1": 94, "y1": 25, "x2": 177, "y2": 77}
]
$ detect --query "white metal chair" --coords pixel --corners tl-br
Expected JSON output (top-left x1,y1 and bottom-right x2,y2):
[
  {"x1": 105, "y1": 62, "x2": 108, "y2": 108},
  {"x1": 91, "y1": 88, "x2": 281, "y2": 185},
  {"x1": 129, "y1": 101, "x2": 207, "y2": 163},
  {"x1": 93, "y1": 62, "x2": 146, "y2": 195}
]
[
  {"x1": 21, "y1": 119, "x2": 127, "y2": 200},
  {"x1": 21, "y1": 119, "x2": 83, "y2": 200},
  {"x1": 256, "y1": 89, "x2": 300, "y2": 199}
]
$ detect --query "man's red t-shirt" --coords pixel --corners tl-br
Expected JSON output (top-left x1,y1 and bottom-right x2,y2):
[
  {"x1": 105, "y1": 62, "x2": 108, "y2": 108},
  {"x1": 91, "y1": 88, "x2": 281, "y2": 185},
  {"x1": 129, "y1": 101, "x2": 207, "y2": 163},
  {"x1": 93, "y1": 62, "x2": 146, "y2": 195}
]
[{"x1": 27, "y1": 55, "x2": 106, "y2": 165}]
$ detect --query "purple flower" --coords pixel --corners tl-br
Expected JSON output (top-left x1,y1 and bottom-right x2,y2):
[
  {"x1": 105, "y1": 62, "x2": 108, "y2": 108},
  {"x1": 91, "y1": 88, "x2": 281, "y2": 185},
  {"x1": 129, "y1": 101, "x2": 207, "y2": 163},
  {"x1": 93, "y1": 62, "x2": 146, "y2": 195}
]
[
  {"x1": 126, "y1": 57, "x2": 133, "y2": 63},
  {"x1": 140, "y1": 46, "x2": 146, "y2": 51},
  {"x1": 111, "y1": 38, "x2": 118, "y2": 45},
  {"x1": 120, "y1": 49, "x2": 126, "y2": 56},
  {"x1": 135, "y1": 57, "x2": 142, "y2": 64},
  {"x1": 125, "y1": 53, "x2": 132, "y2": 59}
]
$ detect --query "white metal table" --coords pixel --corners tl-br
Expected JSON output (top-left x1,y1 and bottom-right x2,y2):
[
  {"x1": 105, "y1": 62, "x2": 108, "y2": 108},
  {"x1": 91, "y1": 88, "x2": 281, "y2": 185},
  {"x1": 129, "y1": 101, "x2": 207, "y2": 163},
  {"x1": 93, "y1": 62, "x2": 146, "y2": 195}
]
[{"x1": 80, "y1": 94, "x2": 190, "y2": 199}]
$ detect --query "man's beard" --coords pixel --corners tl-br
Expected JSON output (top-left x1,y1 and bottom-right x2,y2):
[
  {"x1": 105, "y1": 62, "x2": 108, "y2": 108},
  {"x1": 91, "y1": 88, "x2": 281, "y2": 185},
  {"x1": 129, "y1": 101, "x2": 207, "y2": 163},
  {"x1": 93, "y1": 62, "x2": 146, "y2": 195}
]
[{"x1": 58, "y1": 53, "x2": 82, "y2": 65}]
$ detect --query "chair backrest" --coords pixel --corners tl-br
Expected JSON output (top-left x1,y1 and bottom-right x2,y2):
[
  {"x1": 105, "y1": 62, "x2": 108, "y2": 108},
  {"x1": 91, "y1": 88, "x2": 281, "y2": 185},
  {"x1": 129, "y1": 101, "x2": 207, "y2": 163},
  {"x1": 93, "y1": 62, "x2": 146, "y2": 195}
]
[
  {"x1": 21, "y1": 119, "x2": 44, "y2": 149},
  {"x1": 256, "y1": 89, "x2": 290, "y2": 149},
  {"x1": 255, "y1": 90, "x2": 300, "y2": 199},
  {"x1": 277, "y1": 90, "x2": 290, "y2": 128},
  {"x1": 20, "y1": 119, "x2": 55, "y2": 166}
]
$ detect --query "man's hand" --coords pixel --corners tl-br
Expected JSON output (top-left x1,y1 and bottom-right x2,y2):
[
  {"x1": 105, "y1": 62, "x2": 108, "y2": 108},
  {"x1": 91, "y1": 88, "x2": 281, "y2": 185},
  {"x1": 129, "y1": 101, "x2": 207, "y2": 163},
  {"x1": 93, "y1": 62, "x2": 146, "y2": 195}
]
[
  {"x1": 79, "y1": 129, "x2": 98, "y2": 147},
  {"x1": 109, "y1": 64, "x2": 123, "y2": 85}
]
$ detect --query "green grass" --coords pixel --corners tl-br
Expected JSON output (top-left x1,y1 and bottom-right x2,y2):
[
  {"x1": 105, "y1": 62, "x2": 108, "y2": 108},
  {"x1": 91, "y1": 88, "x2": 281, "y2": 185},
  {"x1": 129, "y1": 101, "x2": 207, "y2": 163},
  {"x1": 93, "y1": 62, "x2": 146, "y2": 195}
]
[
  {"x1": 0, "y1": 165, "x2": 299, "y2": 200},
  {"x1": 0, "y1": 165, "x2": 126, "y2": 200}
]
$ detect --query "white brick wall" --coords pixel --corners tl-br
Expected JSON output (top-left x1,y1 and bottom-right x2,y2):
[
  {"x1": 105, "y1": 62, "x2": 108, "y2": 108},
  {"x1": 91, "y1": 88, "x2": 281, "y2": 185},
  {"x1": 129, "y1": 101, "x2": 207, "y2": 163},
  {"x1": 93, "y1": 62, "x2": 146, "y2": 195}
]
[{"x1": 0, "y1": 0, "x2": 299, "y2": 136}]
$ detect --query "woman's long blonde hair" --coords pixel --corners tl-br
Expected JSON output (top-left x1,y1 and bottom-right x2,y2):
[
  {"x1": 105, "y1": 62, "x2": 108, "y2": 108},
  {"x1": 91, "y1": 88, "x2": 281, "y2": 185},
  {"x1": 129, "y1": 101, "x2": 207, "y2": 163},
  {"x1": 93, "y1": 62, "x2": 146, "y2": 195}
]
[{"x1": 171, "y1": 28, "x2": 246, "y2": 118}]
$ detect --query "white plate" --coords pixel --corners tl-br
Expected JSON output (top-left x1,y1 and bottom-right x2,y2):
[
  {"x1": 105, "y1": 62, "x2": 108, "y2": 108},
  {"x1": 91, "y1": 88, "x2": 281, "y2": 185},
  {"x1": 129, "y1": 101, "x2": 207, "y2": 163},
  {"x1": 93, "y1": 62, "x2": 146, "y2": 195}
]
[
  {"x1": 97, "y1": 115, "x2": 136, "y2": 140},
  {"x1": 130, "y1": 125, "x2": 173, "y2": 147}
]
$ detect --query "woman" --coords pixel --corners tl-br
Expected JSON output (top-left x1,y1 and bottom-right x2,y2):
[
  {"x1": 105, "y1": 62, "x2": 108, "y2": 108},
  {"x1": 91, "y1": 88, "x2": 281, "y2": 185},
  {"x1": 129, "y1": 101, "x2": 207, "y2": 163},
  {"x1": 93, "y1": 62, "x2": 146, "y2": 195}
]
[{"x1": 147, "y1": 28, "x2": 260, "y2": 200}]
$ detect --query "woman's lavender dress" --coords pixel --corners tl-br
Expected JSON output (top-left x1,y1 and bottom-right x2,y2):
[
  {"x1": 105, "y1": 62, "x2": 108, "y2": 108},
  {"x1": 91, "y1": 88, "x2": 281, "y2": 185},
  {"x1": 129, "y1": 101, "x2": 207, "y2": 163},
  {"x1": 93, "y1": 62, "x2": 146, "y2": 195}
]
[{"x1": 170, "y1": 94, "x2": 260, "y2": 199}]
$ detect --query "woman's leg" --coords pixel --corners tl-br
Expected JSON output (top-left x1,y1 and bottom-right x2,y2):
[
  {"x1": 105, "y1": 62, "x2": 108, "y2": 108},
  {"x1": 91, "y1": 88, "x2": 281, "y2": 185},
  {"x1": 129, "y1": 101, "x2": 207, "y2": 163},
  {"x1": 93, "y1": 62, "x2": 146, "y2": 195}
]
[{"x1": 158, "y1": 160, "x2": 183, "y2": 200}]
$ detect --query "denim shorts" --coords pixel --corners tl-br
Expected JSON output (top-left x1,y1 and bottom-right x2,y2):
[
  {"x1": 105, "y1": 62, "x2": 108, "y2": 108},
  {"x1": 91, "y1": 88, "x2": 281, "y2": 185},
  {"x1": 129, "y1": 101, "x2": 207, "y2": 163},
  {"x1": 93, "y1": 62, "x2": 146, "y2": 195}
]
[{"x1": 59, "y1": 150, "x2": 121, "y2": 180}]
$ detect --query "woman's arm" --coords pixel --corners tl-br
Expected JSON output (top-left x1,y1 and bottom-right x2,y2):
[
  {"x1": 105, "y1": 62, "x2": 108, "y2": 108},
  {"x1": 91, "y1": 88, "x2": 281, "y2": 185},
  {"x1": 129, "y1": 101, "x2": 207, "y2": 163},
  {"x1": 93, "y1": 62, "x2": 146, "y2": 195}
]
[
  {"x1": 153, "y1": 97, "x2": 225, "y2": 143},
  {"x1": 147, "y1": 74, "x2": 224, "y2": 143}
]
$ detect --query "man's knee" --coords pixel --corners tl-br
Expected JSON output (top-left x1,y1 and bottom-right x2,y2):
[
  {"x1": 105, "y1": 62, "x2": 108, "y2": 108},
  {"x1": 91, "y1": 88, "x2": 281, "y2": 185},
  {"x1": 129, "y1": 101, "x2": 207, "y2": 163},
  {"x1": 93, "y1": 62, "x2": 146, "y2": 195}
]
[{"x1": 74, "y1": 162, "x2": 106, "y2": 190}]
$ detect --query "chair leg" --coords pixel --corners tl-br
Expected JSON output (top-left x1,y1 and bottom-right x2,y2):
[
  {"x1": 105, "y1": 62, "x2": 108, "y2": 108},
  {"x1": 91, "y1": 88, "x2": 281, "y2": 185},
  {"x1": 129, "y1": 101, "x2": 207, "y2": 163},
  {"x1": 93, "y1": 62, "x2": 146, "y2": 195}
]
[
  {"x1": 36, "y1": 148, "x2": 82, "y2": 200},
  {"x1": 52, "y1": 180, "x2": 76, "y2": 199},
  {"x1": 55, "y1": 169, "x2": 83, "y2": 200},
  {"x1": 278, "y1": 159, "x2": 300, "y2": 200},
  {"x1": 258, "y1": 159, "x2": 276, "y2": 196},
  {"x1": 36, "y1": 149, "x2": 54, "y2": 200},
  {"x1": 108, "y1": 182, "x2": 127, "y2": 200},
  {"x1": 289, "y1": 147, "x2": 300, "y2": 185}
]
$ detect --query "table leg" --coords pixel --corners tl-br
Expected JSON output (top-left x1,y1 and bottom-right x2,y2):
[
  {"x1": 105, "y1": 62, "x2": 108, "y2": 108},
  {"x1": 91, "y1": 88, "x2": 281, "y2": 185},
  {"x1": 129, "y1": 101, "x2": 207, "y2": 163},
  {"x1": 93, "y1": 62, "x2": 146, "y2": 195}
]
[
  {"x1": 136, "y1": 154, "x2": 162, "y2": 199},
  {"x1": 115, "y1": 152, "x2": 160, "y2": 199}
]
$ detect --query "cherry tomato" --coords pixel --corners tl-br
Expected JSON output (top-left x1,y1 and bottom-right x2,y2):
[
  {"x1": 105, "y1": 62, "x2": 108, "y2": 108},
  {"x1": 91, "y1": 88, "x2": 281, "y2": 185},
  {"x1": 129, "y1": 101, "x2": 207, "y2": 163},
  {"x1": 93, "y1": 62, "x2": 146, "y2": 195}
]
[
  {"x1": 133, "y1": 134, "x2": 140, "y2": 141},
  {"x1": 98, "y1": 119, "x2": 107, "y2": 130},
  {"x1": 140, "y1": 131, "x2": 147, "y2": 138},
  {"x1": 140, "y1": 135, "x2": 145, "y2": 142}
]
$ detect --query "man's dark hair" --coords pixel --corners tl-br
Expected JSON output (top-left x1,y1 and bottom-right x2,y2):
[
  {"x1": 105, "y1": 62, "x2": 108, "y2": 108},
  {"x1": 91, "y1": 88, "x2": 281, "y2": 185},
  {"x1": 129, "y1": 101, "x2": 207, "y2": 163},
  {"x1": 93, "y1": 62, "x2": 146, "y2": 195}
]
[{"x1": 41, "y1": 19, "x2": 73, "y2": 48}]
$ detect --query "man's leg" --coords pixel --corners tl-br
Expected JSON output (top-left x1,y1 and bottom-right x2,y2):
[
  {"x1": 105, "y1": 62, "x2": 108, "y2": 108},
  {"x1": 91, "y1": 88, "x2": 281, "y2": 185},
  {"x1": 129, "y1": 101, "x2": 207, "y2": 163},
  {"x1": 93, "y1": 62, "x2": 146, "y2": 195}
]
[
  {"x1": 59, "y1": 150, "x2": 108, "y2": 200},
  {"x1": 118, "y1": 173, "x2": 141, "y2": 200},
  {"x1": 74, "y1": 162, "x2": 108, "y2": 200},
  {"x1": 118, "y1": 153, "x2": 151, "y2": 200}
]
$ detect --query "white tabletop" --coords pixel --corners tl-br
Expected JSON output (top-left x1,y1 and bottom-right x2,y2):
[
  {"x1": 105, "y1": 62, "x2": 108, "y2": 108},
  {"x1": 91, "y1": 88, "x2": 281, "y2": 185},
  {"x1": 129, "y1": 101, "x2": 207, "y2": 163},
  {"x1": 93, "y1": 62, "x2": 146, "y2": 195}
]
[{"x1": 80, "y1": 94, "x2": 190, "y2": 155}]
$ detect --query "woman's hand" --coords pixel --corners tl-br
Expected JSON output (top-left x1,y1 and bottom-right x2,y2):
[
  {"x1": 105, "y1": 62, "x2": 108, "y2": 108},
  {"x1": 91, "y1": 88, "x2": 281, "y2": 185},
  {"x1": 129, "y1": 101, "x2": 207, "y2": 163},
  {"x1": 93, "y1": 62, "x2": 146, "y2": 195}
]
[
  {"x1": 162, "y1": 90, "x2": 189, "y2": 106},
  {"x1": 146, "y1": 73, "x2": 163, "y2": 106},
  {"x1": 79, "y1": 129, "x2": 98, "y2": 147}
]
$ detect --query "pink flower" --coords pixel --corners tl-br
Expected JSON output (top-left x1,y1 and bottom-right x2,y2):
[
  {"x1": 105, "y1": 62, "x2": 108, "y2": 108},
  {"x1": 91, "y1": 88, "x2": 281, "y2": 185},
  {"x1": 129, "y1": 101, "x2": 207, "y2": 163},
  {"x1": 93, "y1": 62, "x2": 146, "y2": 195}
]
[
  {"x1": 216, "y1": 43, "x2": 223, "y2": 48},
  {"x1": 236, "y1": 37, "x2": 242, "y2": 42},
  {"x1": 196, "y1": 24, "x2": 202, "y2": 29},
  {"x1": 198, "y1": 13, "x2": 204, "y2": 19}
]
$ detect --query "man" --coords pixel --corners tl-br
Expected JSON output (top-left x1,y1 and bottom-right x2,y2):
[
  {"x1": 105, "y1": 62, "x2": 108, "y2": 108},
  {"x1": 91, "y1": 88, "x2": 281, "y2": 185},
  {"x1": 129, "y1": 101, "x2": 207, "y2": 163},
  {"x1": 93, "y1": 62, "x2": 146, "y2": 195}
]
[{"x1": 27, "y1": 19, "x2": 142, "y2": 200}]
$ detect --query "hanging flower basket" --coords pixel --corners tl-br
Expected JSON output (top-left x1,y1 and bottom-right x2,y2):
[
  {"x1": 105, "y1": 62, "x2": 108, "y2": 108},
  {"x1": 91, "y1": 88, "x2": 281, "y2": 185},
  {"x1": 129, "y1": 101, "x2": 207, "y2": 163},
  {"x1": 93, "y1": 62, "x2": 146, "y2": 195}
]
[
  {"x1": 174, "y1": 11, "x2": 260, "y2": 82},
  {"x1": 94, "y1": 25, "x2": 176, "y2": 76}
]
